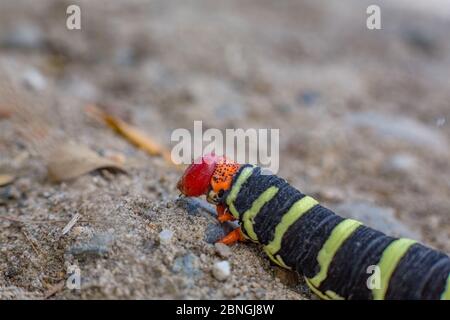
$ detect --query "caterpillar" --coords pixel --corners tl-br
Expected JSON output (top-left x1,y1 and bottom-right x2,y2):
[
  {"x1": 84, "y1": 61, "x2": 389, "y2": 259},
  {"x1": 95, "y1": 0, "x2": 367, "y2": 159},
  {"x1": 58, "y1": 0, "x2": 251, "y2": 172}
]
[{"x1": 177, "y1": 153, "x2": 450, "y2": 300}]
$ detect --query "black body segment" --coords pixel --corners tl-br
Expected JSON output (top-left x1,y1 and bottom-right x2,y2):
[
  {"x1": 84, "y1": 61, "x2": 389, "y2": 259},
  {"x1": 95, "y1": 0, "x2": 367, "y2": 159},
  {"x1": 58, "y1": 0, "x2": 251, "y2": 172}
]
[
  {"x1": 225, "y1": 166, "x2": 305, "y2": 244},
  {"x1": 385, "y1": 244, "x2": 450, "y2": 300},
  {"x1": 277, "y1": 205, "x2": 343, "y2": 278},
  {"x1": 320, "y1": 225, "x2": 396, "y2": 299}
]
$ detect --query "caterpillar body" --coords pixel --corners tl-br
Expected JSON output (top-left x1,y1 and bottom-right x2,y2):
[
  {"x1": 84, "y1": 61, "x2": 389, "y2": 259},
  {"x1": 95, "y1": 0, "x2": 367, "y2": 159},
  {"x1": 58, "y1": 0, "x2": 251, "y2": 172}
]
[{"x1": 177, "y1": 154, "x2": 450, "y2": 300}]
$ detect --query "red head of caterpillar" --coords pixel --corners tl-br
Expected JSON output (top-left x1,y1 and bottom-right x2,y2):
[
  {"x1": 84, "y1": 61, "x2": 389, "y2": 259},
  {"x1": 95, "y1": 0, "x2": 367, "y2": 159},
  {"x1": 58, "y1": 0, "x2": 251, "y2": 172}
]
[{"x1": 177, "y1": 153, "x2": 241, "y2": 203}]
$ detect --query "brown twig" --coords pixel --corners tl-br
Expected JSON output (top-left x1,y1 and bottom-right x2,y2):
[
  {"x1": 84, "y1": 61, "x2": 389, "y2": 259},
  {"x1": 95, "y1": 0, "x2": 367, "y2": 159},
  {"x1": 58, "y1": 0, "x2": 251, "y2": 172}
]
[
  {"x1": 22, "y1": 229, "x2": 44, "y2": 257},
  {"x1": 0, "y1": 215, "x2": 89, "y2": 224},
  {"x1": 85, "y1": 103, "x2": 183, "y2": 170}
]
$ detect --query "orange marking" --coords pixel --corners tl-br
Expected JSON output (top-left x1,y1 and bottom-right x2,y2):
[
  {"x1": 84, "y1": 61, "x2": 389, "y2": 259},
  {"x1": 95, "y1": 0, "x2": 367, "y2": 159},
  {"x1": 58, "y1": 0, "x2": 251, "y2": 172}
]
[
  {"x1": 218, "y1": 211, "x2": 235, "y2": 223},
  {"x1": 217, "y1": 204, "x2": 236, "y2": 222},
  {"x1": 218, "y1": 228, "x2": 246, "y2": 245},
  {"x1": 211, "y1": 161, "x2": 241, "y2": 194}
]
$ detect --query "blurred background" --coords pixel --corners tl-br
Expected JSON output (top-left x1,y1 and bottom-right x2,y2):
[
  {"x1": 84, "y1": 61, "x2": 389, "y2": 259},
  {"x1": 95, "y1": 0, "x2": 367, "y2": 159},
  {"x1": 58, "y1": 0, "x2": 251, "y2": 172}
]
[{"x1": 0, "y1": 0, "x2": 449, "y2": 299}]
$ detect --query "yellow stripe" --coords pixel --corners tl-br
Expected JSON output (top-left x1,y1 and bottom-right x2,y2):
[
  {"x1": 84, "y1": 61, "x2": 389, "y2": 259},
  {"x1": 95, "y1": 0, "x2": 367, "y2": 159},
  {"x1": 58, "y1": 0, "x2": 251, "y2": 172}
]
[
  {"x1": 305, "y1": 277, "x2": 330, "y2": 300},
  {"x1": 372, "y1": 238, "x2": 416, "y2": 300},
  {"x1": 242, "y1": 186, "x2": 279, "y2": 241},
  {"x1": 226, "y1": 166, "x2": 254, "y2": 218},
  {"x1": 306, "y1": 275, "x2": 345, "y2": 300},
  {"x1": 325, "y1": 290, "x2": 345, "y2": 300},
  {"x1": 442, "y1": 274, "x2": 450, "y2": 300},
  {"x1": 308, "y1": 219, "x2": 362, "y2": 288},
  {"x1": 264, "y1": 196, "x2": 318, "y2": 257},
  {"x1": 275, "y1": 255, "x2": 290, "y2": 269},
  {"x1": 264, "y1": 249, "x2": 291, "y2": 269}
]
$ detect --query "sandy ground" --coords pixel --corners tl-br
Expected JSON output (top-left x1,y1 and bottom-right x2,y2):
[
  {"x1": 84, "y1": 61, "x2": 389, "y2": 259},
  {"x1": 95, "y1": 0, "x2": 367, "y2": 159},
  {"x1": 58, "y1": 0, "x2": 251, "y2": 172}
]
[{"x1": 0, "y1": 0, "x2": 450, "y2": 299}]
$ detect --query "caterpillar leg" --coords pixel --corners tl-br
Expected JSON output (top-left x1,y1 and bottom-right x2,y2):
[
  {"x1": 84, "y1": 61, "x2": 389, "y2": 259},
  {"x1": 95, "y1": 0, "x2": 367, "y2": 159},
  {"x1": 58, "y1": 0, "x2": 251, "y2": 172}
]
[
  {"x1": 218, "y1": 228, "x2": 246, "y2": 245},
  {"x1": 216, "y1": 204, "x2": 235, "y2": 223}
]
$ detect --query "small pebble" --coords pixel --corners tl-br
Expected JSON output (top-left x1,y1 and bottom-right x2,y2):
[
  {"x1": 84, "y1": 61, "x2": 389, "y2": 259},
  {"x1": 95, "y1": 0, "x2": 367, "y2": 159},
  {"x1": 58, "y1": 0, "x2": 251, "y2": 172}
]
[
  {"x1": 64, "y1": 77, "x2": 99, "y2": 101},
  {"x1": 382, "y1": 153, "x2": 418, "y2": 176},
  {"x1": 114, "y1": 46, "x2": 137, "y2": 66},
  {"x1": 172, "y1": 253, "x2": 201, "y2": 278},
  {"x1": 297, "y1": 90, "x2": 320, "y2": 106},
  {"x1": 22, "y1": 68, "x2": 47, "y2": 91},
  {"x1": 403, "y1": 29, "x2": 437, "y2": 56},
  {"x1": 212, "y1": 260, "x2": 231, "y2": 281},
  {"x1": 68, "y1": 232, "x2": 114, "y2": 259},
  {"x1": 436, "y1": 117, "x2": 446, "y2": 127},
  {"x1": 216, "y1": 102, "x2": 245, "y2": 121},
  {"x1": 0, "y1": 185, "x2": 21, "y2": 203},
  {"x1": 1, "y1": 24, "x2": 44, "y2": 49},
  {"x1": 214, "y1": 243, "x2": 231, "y2": 258},
  {"x1": 204, "y1": 223, "x2": 235, "y2": 243},
  {"x1": 159, "y1": 229, "x2": 173, "y2": 244}
]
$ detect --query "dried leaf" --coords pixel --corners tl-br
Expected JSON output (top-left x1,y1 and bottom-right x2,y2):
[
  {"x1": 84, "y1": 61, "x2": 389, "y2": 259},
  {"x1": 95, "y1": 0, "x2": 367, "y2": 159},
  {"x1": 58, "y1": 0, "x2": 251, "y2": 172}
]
[
  {"x1": 0, "y1": 105, "x2": 12, "y2": 119},
  {"x1": 85, "y1": 104, "x2": 181, "y2": 170},
  {"x1": 47, "y1": 142, "x2": 127, "y2": 182},
  {"x1": 0, "y1": 174, "x2": 15, "y2": 186}
]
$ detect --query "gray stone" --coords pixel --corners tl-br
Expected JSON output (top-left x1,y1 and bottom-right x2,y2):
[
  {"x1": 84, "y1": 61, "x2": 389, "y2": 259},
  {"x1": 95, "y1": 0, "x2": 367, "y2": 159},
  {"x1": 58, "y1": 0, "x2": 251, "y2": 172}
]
[
  {"x1": 214, "y1": 242, "x2": 231, "y2": 258},
  {"x1": 382, "y1": 153, "x2": 418, "y2": 175},
  {"x1": 176, "y1": 197, "x2": 202, "y2": 216},
  {"x1": 63, "y1": 77, "x2": 99, "y2": 101},
  {"x1": 0, "y1": 185, "x2": 21, "y2": 203},
  {"x1": 204, "y1": 223, "x2": 235, "y2": 244},
  {"x1": 215, "y1": 102, "x2": 245, "y2": 121},
  {"x1": 347, "y1": 112, "x2": 448, "y2": 152},
  {"x1": 68, "y1": 232, "x2": 114, "y2": 259},
  {"x1": 172, "y1": 253, "x2": 201, "y2": 278},
  {"x1": 114, "y1": 46, "x2": 137, "y2": 66},
  {"x1": 22, "y1": 68, "x2": 47, "y2": 92},
  {"x1": 403, "y1": 29, "x2": 437, "y2": 56},
  {"x1": 297, "y1": 90, "x2": 320, "y2": 106},
  {"x1": 332, "y1": 201, "x2": 422, "y2": 240},
  {"x1": 1, "y1": 24, "x2": 44, "y2": 49},
  {"x1": 436, "y1": 117, "x2": 446, "y2": 127}
]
